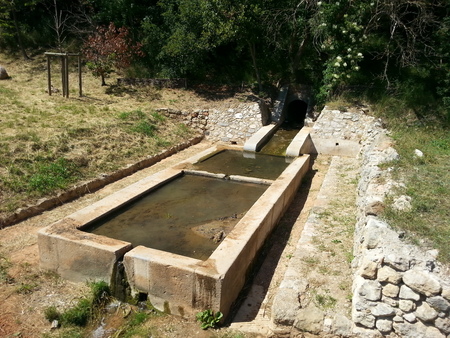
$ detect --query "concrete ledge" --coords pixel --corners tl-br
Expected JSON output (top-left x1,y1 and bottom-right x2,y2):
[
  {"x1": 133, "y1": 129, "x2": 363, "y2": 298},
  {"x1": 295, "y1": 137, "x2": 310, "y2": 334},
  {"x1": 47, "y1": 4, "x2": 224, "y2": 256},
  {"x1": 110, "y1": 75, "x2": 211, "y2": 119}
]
[
  {"x1": 285, "y1": 127, "x2": 313, "y2": 157},
  {"x1": 243, "y1": 124, "x2": 279, "y2": 152},
  {"x1": 123, "y1": 246, "x2": 200, "y2": 317},
  {"x1": 309, "y1": 137, "x2": 360, "y2": 157},
  {"x1": 38, "y1": 223, "x2": 132, "y2": 283}
]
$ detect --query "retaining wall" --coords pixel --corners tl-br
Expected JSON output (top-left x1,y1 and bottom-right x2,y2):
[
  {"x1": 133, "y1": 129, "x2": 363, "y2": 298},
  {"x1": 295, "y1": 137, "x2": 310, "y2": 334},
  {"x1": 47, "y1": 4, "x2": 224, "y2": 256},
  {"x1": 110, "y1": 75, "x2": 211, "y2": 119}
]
[{"x1": 352, "y1": 128, "x2": 450, "y2": 337}]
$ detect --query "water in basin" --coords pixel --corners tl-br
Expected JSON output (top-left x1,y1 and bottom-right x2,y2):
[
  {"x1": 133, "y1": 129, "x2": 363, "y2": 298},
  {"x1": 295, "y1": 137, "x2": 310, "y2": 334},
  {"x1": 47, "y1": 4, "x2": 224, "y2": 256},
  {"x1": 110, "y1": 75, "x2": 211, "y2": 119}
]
[
  {"x1": 192, "y1": 149, "x2": 289, "y2": 179},
  {"x1": 84, "y1": 174, "x2": 268, "y2": 260},
  {"x1": 260, "y1": 127, "x2": 301, "y2": 156}
]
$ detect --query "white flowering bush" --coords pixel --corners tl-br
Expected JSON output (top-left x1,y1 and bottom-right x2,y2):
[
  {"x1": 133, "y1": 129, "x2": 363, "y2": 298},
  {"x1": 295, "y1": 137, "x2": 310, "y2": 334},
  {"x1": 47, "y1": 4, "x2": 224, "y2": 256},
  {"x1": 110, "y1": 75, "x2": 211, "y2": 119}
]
[{"x1": 312, "y1": 0, "x2": 373, "y2": 103}]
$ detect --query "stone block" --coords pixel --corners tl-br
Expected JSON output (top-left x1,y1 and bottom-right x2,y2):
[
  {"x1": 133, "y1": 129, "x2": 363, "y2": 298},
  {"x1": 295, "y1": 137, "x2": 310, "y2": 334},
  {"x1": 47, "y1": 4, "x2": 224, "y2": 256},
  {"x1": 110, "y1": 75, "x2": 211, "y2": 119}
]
[
  {"x1": 358, "y1": 258, "x2": 379, "y2": 279},
  {"x1": 427, "y1": 296, "x2": 450, "y2": 312},
  {"x1": 415, "y1": 301, "x2": 438, "y2": 322},
  {"x1": 378, "y1": 266, "x2": 402, "y2": 284},
  {"x1": 382, "y1": 283, "x2": 400, "y2": 297},
  {"x1": 357, "y1": 279, "x2": 382, "y2": 301},
  {"x1": 376, "y1": 318, "x2": 393, "y2": 333},
  {"x1": 403, "y1": 313, "x2": 417, "y2": 323},
  {"x1": 371, "y1": 303, "x2": 395, "y2": 317},
  {"x1": 403, "y1": 269, "x2": 442, "y2": 297},
  {"x1": 293, "y1": 304, "x2": 324, "y2": 334},
  {"x1": 435, "y1": 317, "x2": 450, "y2": 334},
  {"x1": 441, "y1": 283, "x2": 450, "y2": 301},
  {"x1": 123, "y1": 246, "x2": 199, "y2": 317},
  {"x1": 353, "y1": 311, "x2": 376, "y2": 328},
  {"x1": 399, "y1": 299, "x2": 416, "y2": 312},
  {"x1": 38, "y1": 224, "x2": 132, "y2": 284},
  {"x1": 271, "y1": 288, "x2": 301, "y2": 326},
  {"x1": 384, "y1": 254, "x2": 410, "y2": 272},
  {"x1": 399, "y1": 285, "x2": 421, "y2": 301}
]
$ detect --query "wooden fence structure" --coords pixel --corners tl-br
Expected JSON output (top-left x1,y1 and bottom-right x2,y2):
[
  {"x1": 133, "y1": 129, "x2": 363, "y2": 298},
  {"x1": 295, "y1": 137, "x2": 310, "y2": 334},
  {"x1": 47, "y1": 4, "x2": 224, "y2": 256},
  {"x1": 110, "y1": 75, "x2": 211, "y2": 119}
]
[{"x1": 45, "y1": 52, "x2": 82, "y2": 97}]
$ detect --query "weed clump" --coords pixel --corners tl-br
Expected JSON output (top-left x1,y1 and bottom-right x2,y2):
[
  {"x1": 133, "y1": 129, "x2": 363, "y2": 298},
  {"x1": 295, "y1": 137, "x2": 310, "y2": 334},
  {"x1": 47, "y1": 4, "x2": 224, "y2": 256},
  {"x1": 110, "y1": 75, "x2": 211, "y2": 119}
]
[{"x1": 44, "y1": 281, "x2": 111, "y2": 328}]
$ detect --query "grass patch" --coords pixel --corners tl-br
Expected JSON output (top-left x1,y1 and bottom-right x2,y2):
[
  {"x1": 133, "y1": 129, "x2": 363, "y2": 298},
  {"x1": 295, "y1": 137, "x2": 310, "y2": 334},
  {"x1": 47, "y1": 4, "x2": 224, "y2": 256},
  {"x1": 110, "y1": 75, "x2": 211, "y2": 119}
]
[
  {"x1": 0, "y1": 54, "x2": 202, "y2": 219},
  {"x1": 302, "y1": 256, "x2": 320, "y2": 267},
  {"x1": 118, "y1": 312, "x2": 152, "y2": 338},
  {"x1": 114, "y1": 303, "x2": 166, "y2": 338},
  {"x1": 131, "y1": 121, "x2": 157, "y2": 137},
  {"x1": 3, "y1": 158, "x2": 80, "y2": 196},
  {"x1": 0, "y1": 255, "x2": 14, "y2": 283},
  {"x1": 151, "y1": 111, "x2": 166, "y2": 122},
  {"x1": 16, "y1": 282, "x2": 39, "y2": 294},
  {"x1": 44, "y1": 281, "x2": 110, "y2": 328},
  {"x1": 314, "y1": 292, "x2": 337, "y2": 310},
  {"x1": 381, "y1": 126, "x2": 450, "y2": 262}
]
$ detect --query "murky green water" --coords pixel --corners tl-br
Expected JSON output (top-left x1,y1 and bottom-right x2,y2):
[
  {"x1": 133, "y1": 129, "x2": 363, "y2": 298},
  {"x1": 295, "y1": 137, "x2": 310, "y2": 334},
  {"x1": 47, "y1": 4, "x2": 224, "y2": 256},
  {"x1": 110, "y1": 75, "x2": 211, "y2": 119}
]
[
  {"x1": 259, "y1": 127, "x2": 300, "y2": 156},
  {"x1": 192, "y1": 149, "x2": 289, "y2": 179},
  {"x1": 84, "y1": 174, "x2": 267, "y2": 260}
]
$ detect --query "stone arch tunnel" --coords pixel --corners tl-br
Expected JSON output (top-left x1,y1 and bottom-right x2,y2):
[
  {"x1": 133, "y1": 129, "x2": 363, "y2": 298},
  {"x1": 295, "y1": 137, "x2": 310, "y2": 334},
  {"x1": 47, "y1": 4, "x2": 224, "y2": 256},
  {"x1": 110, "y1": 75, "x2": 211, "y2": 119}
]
[{"x1": 285, "y1": 99, "x2": 308, "y2": 128}]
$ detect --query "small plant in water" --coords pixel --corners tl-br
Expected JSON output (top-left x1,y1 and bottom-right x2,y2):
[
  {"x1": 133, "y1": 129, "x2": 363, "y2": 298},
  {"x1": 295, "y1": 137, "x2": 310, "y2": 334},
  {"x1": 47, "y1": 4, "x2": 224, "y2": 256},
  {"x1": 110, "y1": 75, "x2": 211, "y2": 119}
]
[{"x1": 195, "y1": 309, "x2": 223, "y2": 330}]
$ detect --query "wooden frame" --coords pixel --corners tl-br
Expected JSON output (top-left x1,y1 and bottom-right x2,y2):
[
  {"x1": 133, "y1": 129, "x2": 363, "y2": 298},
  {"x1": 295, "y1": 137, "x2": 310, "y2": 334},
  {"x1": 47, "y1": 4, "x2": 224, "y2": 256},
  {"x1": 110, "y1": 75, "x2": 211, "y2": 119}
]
[{"x1": 45, "y1": 52, "x2": 82, "y2": 97}]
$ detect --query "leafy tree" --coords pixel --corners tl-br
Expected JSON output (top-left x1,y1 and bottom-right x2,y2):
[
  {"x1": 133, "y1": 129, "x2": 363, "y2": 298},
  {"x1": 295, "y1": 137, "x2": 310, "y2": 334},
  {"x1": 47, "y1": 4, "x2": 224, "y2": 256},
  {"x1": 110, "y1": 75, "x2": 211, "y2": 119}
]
[
  {"x1": 311, "y1": 1, "x2": 369, "y2": 103},
  {"x1": 83, "y1": 22, "x2": 144, "y2": 85},
  {"x1": 0, "y1": 0, "x2": 42, "y2": 59}
]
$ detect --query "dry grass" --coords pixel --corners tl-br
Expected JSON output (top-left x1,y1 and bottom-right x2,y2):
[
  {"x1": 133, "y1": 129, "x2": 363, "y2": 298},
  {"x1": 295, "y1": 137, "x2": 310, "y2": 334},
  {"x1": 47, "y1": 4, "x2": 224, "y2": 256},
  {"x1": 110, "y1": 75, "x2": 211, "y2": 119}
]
[{"x1": 0, "y1": 52, "x2": 247, "y2": 219}]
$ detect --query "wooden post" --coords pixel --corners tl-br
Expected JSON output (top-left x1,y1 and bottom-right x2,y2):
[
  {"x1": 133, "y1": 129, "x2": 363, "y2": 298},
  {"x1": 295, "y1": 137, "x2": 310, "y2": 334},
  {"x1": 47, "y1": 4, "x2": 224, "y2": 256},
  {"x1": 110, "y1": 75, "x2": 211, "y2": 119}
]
[
  {"x1": 65, "y1": 54, "x2": 69, "y2": 98},
  {"x1": 78, "y1": 55, "x2": 82, "y2": 97},
  {"x1": 61, "y1": 55, "x2": 66, "y2": 97},
  {"x1": 47, "y1": 55, "x2": 52, "y2": 96}
]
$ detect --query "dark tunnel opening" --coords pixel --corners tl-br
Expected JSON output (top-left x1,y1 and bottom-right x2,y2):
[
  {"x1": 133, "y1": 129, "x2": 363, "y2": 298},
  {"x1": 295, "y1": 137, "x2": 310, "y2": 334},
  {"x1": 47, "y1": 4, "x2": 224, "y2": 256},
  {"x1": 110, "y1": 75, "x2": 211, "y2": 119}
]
[{"x1": 284, "y1": 100, "x2": 308, "y2": 128}]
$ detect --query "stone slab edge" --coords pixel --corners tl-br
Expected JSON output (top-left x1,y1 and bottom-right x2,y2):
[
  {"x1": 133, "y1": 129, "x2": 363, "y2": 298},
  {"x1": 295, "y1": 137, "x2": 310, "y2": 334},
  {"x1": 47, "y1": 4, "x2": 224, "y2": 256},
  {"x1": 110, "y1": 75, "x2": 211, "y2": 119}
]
[
  {"x1": 271, "y1": 155, "x2": 346, "y2": 329},
  {"x1": 243, "y1": 124, "x2": 279, "y2": 152},
  {"x1": 286, "y1": 127, "x2": 313, "y2": 157}
]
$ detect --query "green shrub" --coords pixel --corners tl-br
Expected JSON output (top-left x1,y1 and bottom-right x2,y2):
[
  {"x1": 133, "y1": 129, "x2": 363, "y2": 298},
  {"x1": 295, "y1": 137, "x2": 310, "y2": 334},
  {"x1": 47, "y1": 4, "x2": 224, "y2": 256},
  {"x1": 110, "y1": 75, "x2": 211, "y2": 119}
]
[
  {"x1": 60, "y1": 298, "x2": 91, "y2": 327},
  {"x1": 44, "y1": 306, "x2": 61, "y2": 322},
  {"x1": 195, "y1": 309, "x2": 223, "y2": 330}
]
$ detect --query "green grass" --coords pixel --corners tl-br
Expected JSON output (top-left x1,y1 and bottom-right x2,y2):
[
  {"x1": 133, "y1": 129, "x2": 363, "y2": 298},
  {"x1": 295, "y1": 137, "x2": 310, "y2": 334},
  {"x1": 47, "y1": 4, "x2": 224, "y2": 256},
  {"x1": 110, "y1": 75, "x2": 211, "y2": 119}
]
[
  {"x1": 16, "y1": 282, "x2": 39, "y2": 294},
  {"x1": 2, "y1": 158, "x2": 80, "y2": 196},
  {"x1": 44, "y1": 281, "x2": 111, "y2": 329},
  {"x1": 0, "y1": 255, "x2": 13, "y2": 283},
  {"x1": 314, "y1": 293, "x2": 337, "y2": 310},
  {"x1": 118, "y1": 312, "x2": 152, "y2": 338},
  {"x1": 381, "y1": 126, "x2": 450, "y2": 262},
  {"x1": 331, "y1": 91, "x2": 450, "y2": 263}
]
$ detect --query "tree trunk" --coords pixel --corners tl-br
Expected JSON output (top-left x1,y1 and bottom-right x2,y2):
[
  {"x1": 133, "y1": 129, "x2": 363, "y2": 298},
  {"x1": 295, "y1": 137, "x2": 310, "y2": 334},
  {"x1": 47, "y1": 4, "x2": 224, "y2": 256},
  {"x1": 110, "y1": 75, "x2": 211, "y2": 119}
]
[
  {"x1": 248, "y1": 42, "x2": 262, "y2": 93},
  {"x1": 11, "y1": 9, "x2": 30, "y2": 60},
  {"x1": 289, "y1": 35, "x2": 308, "y2": 81}
]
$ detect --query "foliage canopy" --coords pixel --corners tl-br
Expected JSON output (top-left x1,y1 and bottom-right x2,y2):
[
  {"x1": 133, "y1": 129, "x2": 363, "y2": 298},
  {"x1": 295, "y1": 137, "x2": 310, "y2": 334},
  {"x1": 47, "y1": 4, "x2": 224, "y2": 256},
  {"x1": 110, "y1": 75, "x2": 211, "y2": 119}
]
[{"x1": 0, "y1": 0, "x2": 450, "y2": 120}]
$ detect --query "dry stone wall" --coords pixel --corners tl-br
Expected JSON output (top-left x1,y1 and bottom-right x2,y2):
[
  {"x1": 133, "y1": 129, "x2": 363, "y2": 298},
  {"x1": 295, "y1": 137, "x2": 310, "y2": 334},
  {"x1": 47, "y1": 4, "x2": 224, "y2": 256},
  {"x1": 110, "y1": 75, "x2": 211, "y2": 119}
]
[
  {"x1": 272, "y1": 106, "x2": 450, "y2": 337},
  {"x1": 156, "y1": 100, "x2": 267, "y2": 145},
  {"x1": 353, "y1": 121, "x2": 450, "y2": 337}
]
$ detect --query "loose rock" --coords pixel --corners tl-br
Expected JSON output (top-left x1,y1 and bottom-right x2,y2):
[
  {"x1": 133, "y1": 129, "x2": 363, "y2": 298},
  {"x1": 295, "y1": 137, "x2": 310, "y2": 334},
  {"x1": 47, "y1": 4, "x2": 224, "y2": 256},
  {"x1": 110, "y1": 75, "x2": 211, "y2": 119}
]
[{"x1": 0, "y1": 66, "x2": 9, "y2": 80}]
